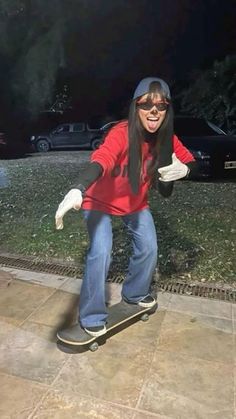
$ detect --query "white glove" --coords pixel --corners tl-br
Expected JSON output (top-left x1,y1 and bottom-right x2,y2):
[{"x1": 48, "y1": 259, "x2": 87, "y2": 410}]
[
  {"x1": 55, "y1": 189, "x2": 83, "y2": 230},
  {"x1": 158, "y1": 153, "x2": 189, "y2": 182}
]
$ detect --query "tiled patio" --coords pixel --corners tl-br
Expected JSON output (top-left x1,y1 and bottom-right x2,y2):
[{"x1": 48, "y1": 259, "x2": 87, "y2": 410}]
[{"x1": 0, "y1": 268, "x2": 235, "y2": 419}]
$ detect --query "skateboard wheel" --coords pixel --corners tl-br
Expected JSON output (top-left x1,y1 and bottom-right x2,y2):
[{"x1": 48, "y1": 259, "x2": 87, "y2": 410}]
[
  {"x1": 89, "y1": 342, "x2": 99, "y2": 352},
  {"x1": 141, "y1": 313, "x2": 149, "y2": 322}
]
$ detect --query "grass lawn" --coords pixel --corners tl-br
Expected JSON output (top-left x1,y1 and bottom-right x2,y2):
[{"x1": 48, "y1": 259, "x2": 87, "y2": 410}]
[{"x1": 0, "y1": 151, "x2": 235, "y2": 285}]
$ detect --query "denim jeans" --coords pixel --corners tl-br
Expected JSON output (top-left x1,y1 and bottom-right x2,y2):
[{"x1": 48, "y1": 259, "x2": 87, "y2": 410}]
[{"x1": 79, "y1": 208, "x2": 158, "y2": 327}]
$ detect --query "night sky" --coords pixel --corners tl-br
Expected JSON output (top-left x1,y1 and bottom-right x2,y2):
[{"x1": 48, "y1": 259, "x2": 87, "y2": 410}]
[
  {"x1": 60, "y1": 0, "x2": 235, "y2": 120},
  {"x1": 0, "y1": 0, "x2": 235, "y2": 125}
]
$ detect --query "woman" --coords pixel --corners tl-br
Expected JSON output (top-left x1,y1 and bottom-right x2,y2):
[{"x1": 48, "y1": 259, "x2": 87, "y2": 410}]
[{"x1": 55, "y1": 77, "x2": 197, "y2": 339}]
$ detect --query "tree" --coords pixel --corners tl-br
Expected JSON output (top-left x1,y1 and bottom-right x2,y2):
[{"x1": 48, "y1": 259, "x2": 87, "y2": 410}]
[
  {"x1": 0, "y1": 0, "x2": 66, "y2": 117},
  {"x1": 179, "y1": 55, "x2": 236, "y2": 134},
  {"x1": 0, "y1": 0, "x2": 206, "y2": 119}
]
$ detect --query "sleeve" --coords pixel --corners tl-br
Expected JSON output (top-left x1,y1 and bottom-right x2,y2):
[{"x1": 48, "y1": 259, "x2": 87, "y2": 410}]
[
  {"x1": 173, "y1": 135, "x2": 195, "y2": 164},
  {"x1": 73, "y1": 162, "x2": 103, "y2": 195},
  {"x1": 185, "y1": 160, "x2": 199, "y2": 179},
  {"x1": 173, "y1": 135, "x2": 199, "y2": 179},
  {"x1": 72, "y1": 123, "x2": 128, "y2": 195},
  {"x1": 157, "y1": 180, "x2": 174, "y2": 197},
  {"x1": 90, "y1": 123, "x2": 127, "y2": 174}
]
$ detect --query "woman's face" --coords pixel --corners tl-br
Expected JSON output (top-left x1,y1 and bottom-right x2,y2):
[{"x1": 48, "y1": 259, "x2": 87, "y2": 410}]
[{"x1": 137, "y1": 93, "x2": 168, "y2": 133}]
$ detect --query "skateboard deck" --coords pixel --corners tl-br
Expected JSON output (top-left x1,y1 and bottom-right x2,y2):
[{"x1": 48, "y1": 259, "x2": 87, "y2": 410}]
[{"x1": 57, "y1": 300, "x2": 157, "y2": 351}]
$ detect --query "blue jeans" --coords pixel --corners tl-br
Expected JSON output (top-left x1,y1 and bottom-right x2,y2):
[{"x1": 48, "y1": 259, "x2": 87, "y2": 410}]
[{"x1": 79, "y1": 208, "x2": 158, "y2": 327}]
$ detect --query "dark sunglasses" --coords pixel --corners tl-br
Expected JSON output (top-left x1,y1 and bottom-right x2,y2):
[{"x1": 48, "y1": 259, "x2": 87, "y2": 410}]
[{"x1": 136, "y1": 100, "x2": 169, "y2": 111}]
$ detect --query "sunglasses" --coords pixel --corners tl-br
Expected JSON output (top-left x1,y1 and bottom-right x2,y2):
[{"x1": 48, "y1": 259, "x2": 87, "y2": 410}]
[{"x1": 136, "y1": 100, "x2": 169, "y2": 111}]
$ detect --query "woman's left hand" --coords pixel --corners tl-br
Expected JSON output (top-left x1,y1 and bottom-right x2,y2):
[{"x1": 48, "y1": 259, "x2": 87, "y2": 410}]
[{"x1": 158, "y1": 153, "x2": 189, "y2": 182}]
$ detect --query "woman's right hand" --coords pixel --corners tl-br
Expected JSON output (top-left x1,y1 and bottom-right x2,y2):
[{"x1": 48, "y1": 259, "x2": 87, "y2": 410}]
[{"x1": 55, "y1": 189, "x2": 83, "y2": 230}]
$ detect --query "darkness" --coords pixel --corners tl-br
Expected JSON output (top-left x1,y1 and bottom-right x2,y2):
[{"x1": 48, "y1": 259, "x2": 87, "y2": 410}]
[
  {"x1": 59, "y1": 0, "x2": 236, "y2": 122},
  {"x1": 0, "y1": 0, "x2": 235, "y2": 129}
]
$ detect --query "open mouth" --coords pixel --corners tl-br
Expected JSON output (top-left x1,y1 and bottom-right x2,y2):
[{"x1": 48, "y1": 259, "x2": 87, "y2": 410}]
[{"x1": 147, "y1": 117, "x2": 159, "y2": 130}]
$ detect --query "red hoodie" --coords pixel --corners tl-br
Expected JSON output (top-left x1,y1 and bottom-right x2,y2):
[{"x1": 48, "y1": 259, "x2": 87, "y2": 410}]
[{"x1": 82, "y1": 121, "x2": 194, "y2": 215}]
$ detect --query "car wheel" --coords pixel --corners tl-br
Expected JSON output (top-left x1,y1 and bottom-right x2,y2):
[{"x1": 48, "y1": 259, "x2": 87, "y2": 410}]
[
  {"x1": 91, "y1": 138, "x2": 102, "y2": 150},
  {"x1": 36, "y1": 139, "x2": 50, "y2": 152}
]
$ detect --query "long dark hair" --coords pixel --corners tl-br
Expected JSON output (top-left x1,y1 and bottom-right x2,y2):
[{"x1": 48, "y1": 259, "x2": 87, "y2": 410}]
[{"x1": 128, "y1": 81, "x2": 174, "y2": 194}]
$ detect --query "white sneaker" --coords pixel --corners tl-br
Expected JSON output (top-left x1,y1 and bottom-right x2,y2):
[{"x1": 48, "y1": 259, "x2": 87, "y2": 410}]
[
  {"x1": 138, "y1": 295, "x2": 156, "y2": 308},
  {"x1": 84, "y1": 325, "x2": 107, "y2": 337}
]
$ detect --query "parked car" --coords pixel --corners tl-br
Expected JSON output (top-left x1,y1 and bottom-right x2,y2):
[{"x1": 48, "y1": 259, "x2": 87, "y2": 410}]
[
  {"x1": 174, "y1": 116, "x2": 236, "y2": 178},
  {"x1": 30, "y1": 122, "x2": 103, "y2": 152}
]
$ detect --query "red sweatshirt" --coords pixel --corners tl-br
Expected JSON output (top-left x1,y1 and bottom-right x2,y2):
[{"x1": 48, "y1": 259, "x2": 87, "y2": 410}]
[{"x1": 82, "y1": 121, "x2": 194, "y2": 215}]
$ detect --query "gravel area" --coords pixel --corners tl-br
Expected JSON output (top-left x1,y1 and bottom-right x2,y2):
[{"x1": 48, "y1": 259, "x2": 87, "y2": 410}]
[{"x1": 30, "y1": 150, "x2": 92, "y2": 164}]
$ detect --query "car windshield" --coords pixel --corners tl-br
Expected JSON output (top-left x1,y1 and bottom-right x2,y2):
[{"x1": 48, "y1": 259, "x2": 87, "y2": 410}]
[
  {"x1": 73, "y1": 123, "x2": 85, "y2": 132},
  {"x1": 100, "y1": 121, "x2": 119, "y2": 131},
  {"x1": 206, "y1": 121, "x2": 226, "y2": 135},
  {"x1": 53, "y1": 125, "x2": 70, "y2": 133}
]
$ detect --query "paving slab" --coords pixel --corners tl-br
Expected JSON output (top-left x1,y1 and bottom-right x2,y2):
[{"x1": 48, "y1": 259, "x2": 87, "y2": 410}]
[
  {"x1": 1, "y1": 266, "x2": 71, "y2": 289},
  {"x1": 169, "y1": 293, "x2": 232, "y2": 319},
  {"x1": 0, "y1": 373, "x2": 48, "y2": 419},
  {"x1": 31, "y1": 390, "x2": 136, "y2": 419},
  {"x1": 138, "y1": 350, "x2": 234, "y2": 419},
  {"x1": 0, "y1": 268, "x2": 235, "y2": 419},
  {"x1": 0, "y1": 278, "x2": 55, "y2": 326},
  {"x1": 157, "y1": 311, "x2": 234, "y2": 364}
]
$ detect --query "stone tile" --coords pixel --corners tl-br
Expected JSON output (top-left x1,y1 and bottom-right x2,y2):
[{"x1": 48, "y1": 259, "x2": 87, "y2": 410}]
[
  {"x1": 0, "y1": 372, "x2": 48, "y2": 419},
  {"x1": 59, "y1": 277, "x2": 82, "y2": 295},
  {"x1": 157, "y1": 311, "x2": 234, "y2": 364},
  {"x1": 139, "y1": 350, "x2": 234, "y2": 419},
  {"x1": 197, "y1": 313, "x2": 234, "y2": 334},
  {"x1": 21, "y1": 319, "x2": 59, "y2": 342},
  {"x1": 232, "y1": 304, "x2": 236, "y2": 324},
  {"x1": 0, "y1": 269, "x2": 14, "y2": 287},
  {"x1": 105, "y1": 283, "x2": 171, "y2": 308},
  {"x1": 157, "y1": 292, "x2": 172, "y2": 310},
  {"x1": 54, "y1": 337, "x2": 156, "y2": 408},
  {"x1": 234, "y1": 365, "x2": 236, "y2": 419},
  {"x1": 32, "y1": 389, "x2": 134, "y2": 418},
  {"x1": 105, "y1": 282, "x2": 122, "y2": 306},
  {"x1": 0, "y1": 318, "x2": 18, "y2": 339},
  {"x1": 169, "y1": 294, "x2": 232, "y2": 319},
  {"x1": 1, "y1": 266, "x2": 69, "y2": 289},
  {"x1": 28, "y1": 289, "x2": 79, "y2": 329},
  {"x1": 133, "y1": 411, "x2": 171, "y2": 419},
  {"x1": 0, "y1": 279, "x2": 55, "y2": 325},
  {"x1": 75, "y1": 282, "x2": 135, "y2": 307},
  {"x1": 0, "y1": 322, "x2": 68, "y2": 384}
]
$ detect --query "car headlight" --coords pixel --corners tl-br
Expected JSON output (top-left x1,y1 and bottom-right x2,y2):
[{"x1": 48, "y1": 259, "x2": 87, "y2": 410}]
[
  {"x1": 190, "y1": 149, "x2": 210, "y2": 160},
  {"x1": 30, "y1": 136, "x2": 35, "y2": 141}
]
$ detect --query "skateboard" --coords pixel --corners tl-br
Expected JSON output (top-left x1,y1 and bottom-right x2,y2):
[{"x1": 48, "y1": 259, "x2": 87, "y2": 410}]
[{"x1": 57, "y1": 300, "x2": 157, "y2": 352}]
